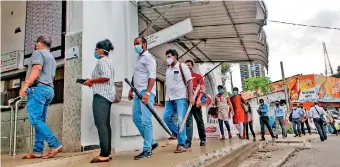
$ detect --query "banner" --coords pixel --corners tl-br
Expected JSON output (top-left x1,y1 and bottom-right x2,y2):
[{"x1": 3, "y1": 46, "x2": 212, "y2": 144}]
[{"x1": 317, "y1": 76, "x2": 340, "y2": 102}]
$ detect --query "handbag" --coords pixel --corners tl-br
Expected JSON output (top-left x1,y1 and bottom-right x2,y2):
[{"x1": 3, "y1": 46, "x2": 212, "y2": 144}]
[
  {"x1": 314, "y1": 107, "x2": 327, "y2": 125},
  {"x1": 208, "y1": 106, "x2": 218, "y2": 118},
  {"x1": 112, "y1": 81, "x2": 123, "y2": 103}
]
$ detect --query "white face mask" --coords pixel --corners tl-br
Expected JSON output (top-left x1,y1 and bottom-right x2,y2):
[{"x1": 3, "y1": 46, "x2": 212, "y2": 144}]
[{"x1": 167, "y1": 58, "x2": 174, "y2": 65}]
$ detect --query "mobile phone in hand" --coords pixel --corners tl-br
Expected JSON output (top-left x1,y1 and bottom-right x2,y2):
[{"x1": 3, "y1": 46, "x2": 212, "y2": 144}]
[{"x1": 76, "y1": 79, "x2": 86, "y2": 84}]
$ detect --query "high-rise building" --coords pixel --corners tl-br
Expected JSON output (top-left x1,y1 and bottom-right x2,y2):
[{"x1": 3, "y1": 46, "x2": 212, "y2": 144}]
[{"x1": 240, "y1": 63, "x2": 266, "y2": 87}]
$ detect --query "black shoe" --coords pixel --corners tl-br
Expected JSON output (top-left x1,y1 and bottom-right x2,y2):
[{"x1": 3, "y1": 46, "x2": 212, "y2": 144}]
[
  {"x1": 152, "y1": 143, "x2": 159, "y2": 151},
  {"x1": 134, "y1": 151, "x2": 153, "y2": 160},
  {"x1": 200, "y1": 140, "x2": 206, "y2": 146},
  {"x1": 185, "y1": 143, "x2": 191, "y2": 148}
]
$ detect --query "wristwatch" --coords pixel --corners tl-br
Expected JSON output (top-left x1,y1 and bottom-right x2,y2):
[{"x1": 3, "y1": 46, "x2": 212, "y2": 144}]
[{"x1": 145, "y1": 92, "x2": 150, "y2": 96}]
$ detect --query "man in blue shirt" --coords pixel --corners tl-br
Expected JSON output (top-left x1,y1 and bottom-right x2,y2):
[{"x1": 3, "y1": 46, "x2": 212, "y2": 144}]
[
  {"x1": 257, "y1": 99, "x2": 275, "y2": 141},
  {"x1": 273, "y1": 101, "x2": 287, "y2": 138},
  {"x1": 291, "y1": 103, "x2": 304, "y2": 137}
]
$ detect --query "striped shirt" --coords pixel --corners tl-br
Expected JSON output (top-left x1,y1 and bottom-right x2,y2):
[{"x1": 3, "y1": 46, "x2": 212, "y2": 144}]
[{"x1": 91, "y1": 56, "x2": 115, "y2": 102}]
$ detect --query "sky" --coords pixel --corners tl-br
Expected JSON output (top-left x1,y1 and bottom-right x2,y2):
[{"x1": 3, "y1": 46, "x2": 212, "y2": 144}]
[
  {"x1": 264, "y1": 0, "x2": 340, "y2": 81},
  {"x1": 231, "y1": 0, "x2": 340, "y2": 90}
]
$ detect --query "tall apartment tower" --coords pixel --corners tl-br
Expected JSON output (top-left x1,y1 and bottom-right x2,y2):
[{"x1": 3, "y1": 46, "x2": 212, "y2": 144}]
[{"x1": 240, "y1": 63, "x2": 266, "y2": 87}]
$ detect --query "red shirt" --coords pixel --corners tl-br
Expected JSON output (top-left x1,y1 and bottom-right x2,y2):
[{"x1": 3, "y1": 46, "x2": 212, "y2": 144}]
[{"x1": 191, "y1": 72, "x2": 204, "y2": 89}]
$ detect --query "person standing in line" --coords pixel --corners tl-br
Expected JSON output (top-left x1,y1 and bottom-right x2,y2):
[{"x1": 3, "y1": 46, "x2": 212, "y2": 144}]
[
  {"x1": 83, "y1": 39, "x2": 115, "y2": 163},
  {"x1": 257, "y1": 99, "x2": 276, "y2": 141},
  {"x1": 291, "y1": 103, "x2": 304, "y2": 137},
  {"x1": 184, "y1": 60, "x2": 207, "y2": 148},
  {"x1": 299, "y1": 105, "x2": 311, "y2": 135},
  {"x1": 244, "y1": 101, "x2": 256, "y2": 141},
  {"x1": 163, "y1": 49, "x2": 194, "y2": 153},
  {"x1": 215, "y1": 85, "x2": 234, "y2": 140},
  {"x1": 273, "y1": 101, "x2": 287, "y2": 138},
  {"x1": 20, "y1": 36, "x2": 63, "y2": 159},
  {"x1": 128, "y1": 37, "x2": 158, "y2": 160},
  {"x1": 310, "y1": 102, "x2": 327, "y2": 141},
  {"x1": 230, "y1": 87, "x2": 246, "y2": 139}
]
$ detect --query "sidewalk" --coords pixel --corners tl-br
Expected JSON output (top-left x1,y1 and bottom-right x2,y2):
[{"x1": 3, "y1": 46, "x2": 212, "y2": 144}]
[
  {"x1": 1, "y1": 134, "x2": 320, "y2": 167},
  {"x1": 1, "y1": 138, "x2": 252, "y2": 167}
]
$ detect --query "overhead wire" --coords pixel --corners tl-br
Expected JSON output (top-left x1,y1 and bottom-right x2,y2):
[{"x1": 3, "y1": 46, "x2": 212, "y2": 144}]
[{"x1": 267, "y1": 20, "x2": 340, "y2": 31}]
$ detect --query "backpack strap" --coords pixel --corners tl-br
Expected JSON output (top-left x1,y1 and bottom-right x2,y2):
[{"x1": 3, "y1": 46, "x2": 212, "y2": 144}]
[{"x1": 179, "y1": 63, "x2": 187, "y2": 86}]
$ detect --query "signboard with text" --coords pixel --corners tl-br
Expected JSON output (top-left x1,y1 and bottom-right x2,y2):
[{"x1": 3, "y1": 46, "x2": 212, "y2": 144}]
[
  {"x1": 1, "y1": 51, "x2": 20, "y2": 72},
  {"x1": 146, "y1": 18, "x2": 193, "y2": 49}
]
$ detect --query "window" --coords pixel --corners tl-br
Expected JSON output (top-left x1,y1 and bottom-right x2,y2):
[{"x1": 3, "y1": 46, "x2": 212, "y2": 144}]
[{"x1": 154, "y1": 79, "x2": 165, "y2": 106}]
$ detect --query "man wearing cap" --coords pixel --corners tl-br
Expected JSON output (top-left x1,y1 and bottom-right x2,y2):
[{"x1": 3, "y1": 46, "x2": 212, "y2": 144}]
[
  {"x1": 309, "y1": 102, "x2": 327, "y2": 141},
  {"x1": 273, "y1": 101, "x2": 287, "y2": 138},
  {"x1": 163, "y1": 49, "x2": 194, "y2": 153},
  {"x1": 128, "y1": 36, "x2": 158, "y2": 160},
  {"x1": 20, "y1": 36, "x2": 63, "y2": 159},
  {"x1": 184, "y1": 60, "x2": 207, "y2": 148}
]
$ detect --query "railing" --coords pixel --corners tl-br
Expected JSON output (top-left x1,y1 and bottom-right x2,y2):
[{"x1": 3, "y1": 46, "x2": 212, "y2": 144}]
[{"x1": 1, "y1": 79, "x2": 64, "y2": 106}]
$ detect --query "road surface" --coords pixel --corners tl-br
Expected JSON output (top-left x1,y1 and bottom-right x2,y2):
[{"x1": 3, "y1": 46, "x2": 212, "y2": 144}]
[{"x1": 282, "y1": 135, "x2": 340, "y2": 167}]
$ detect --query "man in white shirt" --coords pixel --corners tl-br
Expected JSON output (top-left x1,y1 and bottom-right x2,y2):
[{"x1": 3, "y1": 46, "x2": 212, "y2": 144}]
[
  {"x1": 128, "y1": 37, "x2": 158, "y2": 160},
  {"x1": 163, "y1": 49, "x2": 194, "y2": 153},
  {"x1": 309, "y1": 102, "x2": 327, "y2": 141}
]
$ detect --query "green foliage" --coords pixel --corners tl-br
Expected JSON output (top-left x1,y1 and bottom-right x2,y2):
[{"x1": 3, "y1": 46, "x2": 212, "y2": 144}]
[
  {"x1": 331, "y1": 65, "x2": 340, "y2": 78},
  {"x1": 243, "y1": 77, "x2": 273, "y2": 97},
  {"x1": 220, "y1": 63, "x2": 232, "y2": 86},
  {"x1": 286, "y1": 122, "x2": 293, "y2": 134}
]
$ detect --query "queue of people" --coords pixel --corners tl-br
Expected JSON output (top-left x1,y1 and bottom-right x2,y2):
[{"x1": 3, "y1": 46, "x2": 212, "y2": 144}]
[{"x1": 20, "y1": 36, "x2": 338, "y2": 164}]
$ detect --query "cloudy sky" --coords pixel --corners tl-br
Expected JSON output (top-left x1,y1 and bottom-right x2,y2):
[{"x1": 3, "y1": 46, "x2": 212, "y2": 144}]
[{"x1": 264, "y1": 0, "x2": 340, "y2": 81}]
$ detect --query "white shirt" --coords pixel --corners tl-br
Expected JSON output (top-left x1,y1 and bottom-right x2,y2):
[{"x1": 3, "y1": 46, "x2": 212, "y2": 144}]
[
  {"x1": 165, "y1": 62, "x2": 192, "y2": 101},
  {"x1": 309, "y1": 105, "x2": 326, "y2": 119},
  {"x1": 91, "y1": 57, "x2": 115, "y2": 102},
  {"x1": 133, "y1": 50, "x2": 157, "y2": 95}
]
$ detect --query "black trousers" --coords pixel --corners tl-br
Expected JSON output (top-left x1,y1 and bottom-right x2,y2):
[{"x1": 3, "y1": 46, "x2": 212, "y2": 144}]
[
  {"x1": 93, "y1": 94, "x2": 112, "y2": 157},
  {"x1": 244, "y1": 121, "x2": 256, "y2": 139},
  {"x1": 313, "y1": 118, "x2": 327, "y2": 141},
  {"x1": 186, "y1": 104, "x2": 206, "y2": 144},
  {"x1": 301, "y1": 118, "x2": 311, "y2": 135},
  {"x1": 260, "y1": 116, "x2": 275, "y2": 139}
]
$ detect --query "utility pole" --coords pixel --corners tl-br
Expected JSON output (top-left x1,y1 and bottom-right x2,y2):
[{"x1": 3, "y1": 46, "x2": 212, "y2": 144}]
[{"x1": 280, "y1": 61, "x2": 290, "y2": 113}]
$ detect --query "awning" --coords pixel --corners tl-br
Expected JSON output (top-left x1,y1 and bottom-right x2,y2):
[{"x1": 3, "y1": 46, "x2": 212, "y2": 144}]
[{"x1": 138, "y1": 1, "x2": 269, "y2": 68}]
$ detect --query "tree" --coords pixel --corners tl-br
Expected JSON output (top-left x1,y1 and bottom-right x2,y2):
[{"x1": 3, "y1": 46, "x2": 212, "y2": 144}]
[
  {"x1": 220, "y1": 63, "x2": 232, "y2": 87},
  {"x1": 331, "y1": 65, "x2": 340, "y2": 78},
  {"x1": 243, "y1": 77, "x2": 272, "y2": 103}
]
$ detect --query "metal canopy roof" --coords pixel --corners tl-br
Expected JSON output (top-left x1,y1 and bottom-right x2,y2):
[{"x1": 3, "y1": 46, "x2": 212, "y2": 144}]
[{"x1": 138, "y1": 1, "x2": 269, "y2": 68}]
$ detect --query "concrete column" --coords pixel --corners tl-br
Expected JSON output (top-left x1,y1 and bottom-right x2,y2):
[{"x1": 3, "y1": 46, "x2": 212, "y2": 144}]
[{"x1": 61, "y1": 1, "x2": 84, "y2": 152}]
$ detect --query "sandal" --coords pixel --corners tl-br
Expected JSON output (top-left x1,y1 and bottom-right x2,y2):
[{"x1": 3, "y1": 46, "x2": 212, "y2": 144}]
[
  {"x1": 90, "y1": 157, "x2": 110, "y2": 163},
  {"x1": 42, "y1": 145, "x2": 63, "y2": 159},
  {"x1": 22, "y1": 153, "x2": 42, "y2": 159}
]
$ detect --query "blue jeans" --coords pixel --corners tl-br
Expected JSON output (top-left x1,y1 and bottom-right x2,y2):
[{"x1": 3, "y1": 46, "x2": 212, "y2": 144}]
[
  {"x1": 132, "y1": 90, "x2": 156, "y2": 152},
  {"x1": 26, "y1": 86, "x2": 61, "y2": 154},
  {"x1": 292, "y1": 118, "x2": 302, "y2": 136},
  {"x1": 163, "y1": 98, "x2": 188, "y2": 147}
]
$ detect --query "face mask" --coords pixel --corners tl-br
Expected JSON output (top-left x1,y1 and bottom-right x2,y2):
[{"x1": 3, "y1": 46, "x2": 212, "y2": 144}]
[
  {"x1": 232, "y1": 91, "x2": 237, "y2": 95},
  {"x1": 188, "y1": 66, "x2": 193, "y2": 71},
  {"x1": 94, "y1": 52, "x2": 101, "y2": 59},
  {"x1": 134, "y1": 45, "x2": 144, "y2": 55},
  {"x1": 218, "y1": 89, "x2": 224, "y2": 94},
  {"x1": 167, "y1": 58, "x2": 174, "y2": 65}
]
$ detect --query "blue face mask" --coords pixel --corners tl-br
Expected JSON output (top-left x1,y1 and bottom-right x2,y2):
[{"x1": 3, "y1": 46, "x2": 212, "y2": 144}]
[
  {"x1": 232, "y1": 91, "x2": 238, "y2": 95},
  {"x1": 134, "y1": 45, "x2": 144, "y2": 55},
  {"x1": 94, "y1": 52, "x2": 101, "y2": 59},
  {"x1": 218, "y1": 89, "x2": 224, "y2": 94}
]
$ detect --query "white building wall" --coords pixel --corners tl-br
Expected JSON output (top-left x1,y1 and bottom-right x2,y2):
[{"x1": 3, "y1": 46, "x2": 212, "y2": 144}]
[{"x1": 1, "y1": 1, "x2": 26, "y2": 70}]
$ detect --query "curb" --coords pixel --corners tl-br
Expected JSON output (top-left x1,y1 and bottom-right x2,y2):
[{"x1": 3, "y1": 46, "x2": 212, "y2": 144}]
[
  {"x1": 206, "y1": 141, "x2": 259, "y2": 167},
  {"x1": 272, "y1": 148, "x2": 297, "y2": 167}
]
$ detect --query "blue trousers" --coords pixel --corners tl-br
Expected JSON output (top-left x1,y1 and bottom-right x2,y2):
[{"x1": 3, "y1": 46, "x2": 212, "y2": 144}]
[
  {"x1": 132, "y1": 90, "x2": 156, "y2": 152},
  {"x1": 163, "y1": 98, "x2": 188, "y2": 147},
  {"x1": 26, "y1": 86, "x2": 61, "y2": 154}
]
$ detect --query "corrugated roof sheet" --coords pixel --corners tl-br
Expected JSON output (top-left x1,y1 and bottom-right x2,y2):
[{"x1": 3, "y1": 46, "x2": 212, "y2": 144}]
[{"x1": 138, "y1": 1, "x2": 269, "y2": 68}]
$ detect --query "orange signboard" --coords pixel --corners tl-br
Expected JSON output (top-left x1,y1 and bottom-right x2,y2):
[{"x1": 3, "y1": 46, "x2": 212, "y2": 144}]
[{"x1": 241, "y1": 74, "x2": 340, "y2": 103}]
